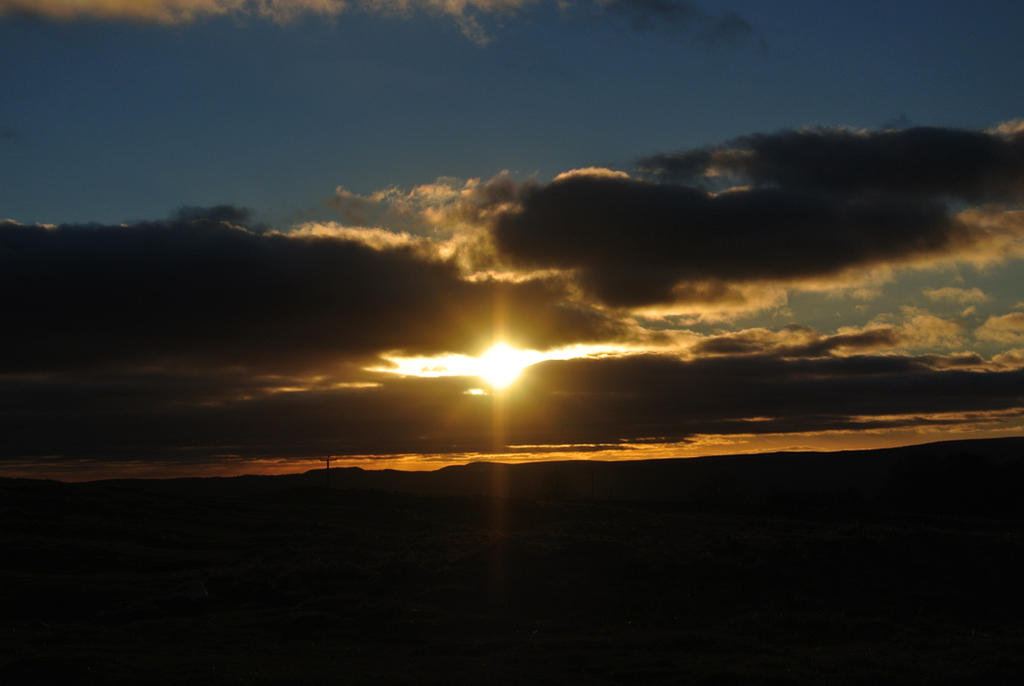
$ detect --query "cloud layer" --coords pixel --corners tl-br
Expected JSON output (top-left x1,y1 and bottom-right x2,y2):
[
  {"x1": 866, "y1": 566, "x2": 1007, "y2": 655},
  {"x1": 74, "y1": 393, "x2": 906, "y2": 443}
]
[
  {"x1": 0, "y1": 214, "x2": 626, "y2": 375},
  {"x1": 0, "y1": 0, "x2": 339, "y2": 24},
  {"x1": 0, "y1": 0, "x2": 527, "y2": 41},
  {"x1": 0, "y1": 0, "x2": 753, "y2": 43},
  {"x1": 3, "y1": 121, "x2": 1024, "y2": 469},
  {"x1": 489, "y1": 174, "x2": 1018, "y2": 308},
  {"x1": 478, "y1": 125, "x2": 1024, "y2": 312},
  {"x1": 638, "y1": 125, "x2": 1024, "y2": 201},
  {"x1": 4, "y1": 346, "x2": 1022, "y2": 461}
]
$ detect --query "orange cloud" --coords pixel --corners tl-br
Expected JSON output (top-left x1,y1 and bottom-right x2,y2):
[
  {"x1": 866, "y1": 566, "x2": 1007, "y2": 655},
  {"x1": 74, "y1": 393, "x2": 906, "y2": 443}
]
[
  {"x1": 923, "y1": 286, "x2": 990, "y2": 304},
  {"x1": 0, "y1": 0, "x2": 534, "y2": 41},
  {"x1": 977, "y1": 313, "x2": 1024, "y2": 345},
  {"x1": 0, "y1": 0, "x2": 342, "y2": 24},
  {"x1": 552, "y1": 167, "x2": 631, "y2": 182}
]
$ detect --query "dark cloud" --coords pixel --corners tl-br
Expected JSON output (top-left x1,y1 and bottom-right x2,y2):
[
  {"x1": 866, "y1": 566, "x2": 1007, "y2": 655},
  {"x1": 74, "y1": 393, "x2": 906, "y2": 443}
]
[
  {"x1": 3, "y1": 350, "x2": 1021, "y2": 461},
  {"x1": 506, "y1": 352, "x2": 1024, "y2": 443},
  {"x1": 0, "y1": 370, "x2": 500, "y2": 460},
  {"x1": 0, "y1": 217, "x2": 627, "y2": 375},
  {"x1": 916, "y1": 352, "x2": 987, "y2": 370},
  {"x1": 788, "y1": 329, "x2": 902, "y2": 357},
  {"x1": 692, "y1": 325, "x2": 901, "y2": 357},
  {"x1": 491, "y1": 174, "x2": 964, "y2": 307},
  {"x1": 638, "y1": 126, "x2": 1024, "y2": 201}
]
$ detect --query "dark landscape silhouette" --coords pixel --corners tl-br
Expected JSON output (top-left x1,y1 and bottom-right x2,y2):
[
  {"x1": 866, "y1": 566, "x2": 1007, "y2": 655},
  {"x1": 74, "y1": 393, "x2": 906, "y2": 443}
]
[{"x1": 3, "y1": 437, "x2": 1024, "y2": 684}]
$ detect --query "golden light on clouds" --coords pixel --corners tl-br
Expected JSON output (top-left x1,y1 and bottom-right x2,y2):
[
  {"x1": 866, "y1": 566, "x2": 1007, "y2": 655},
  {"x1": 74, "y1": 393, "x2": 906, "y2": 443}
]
[
  {"x1": 0, "y1": 0, "x2": 533, "y2": 36},
  {"x1": 0, "y1": 0, "x2": 347, "y2": 24},
  {"x1": 371, "y1": 342, "x2": 631, "y2": 389}
]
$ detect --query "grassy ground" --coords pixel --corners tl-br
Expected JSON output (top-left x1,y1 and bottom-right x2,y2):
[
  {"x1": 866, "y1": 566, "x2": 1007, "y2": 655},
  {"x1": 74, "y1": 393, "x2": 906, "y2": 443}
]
[{"x1": 3, "y1": 478, "x2": 1024, "y2": 684}]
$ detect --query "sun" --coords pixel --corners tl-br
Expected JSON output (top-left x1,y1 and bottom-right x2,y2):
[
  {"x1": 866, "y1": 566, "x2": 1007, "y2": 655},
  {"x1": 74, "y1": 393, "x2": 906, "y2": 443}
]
[{"x1": 477, "y1": 342, "x2": 533, "y2": 389}]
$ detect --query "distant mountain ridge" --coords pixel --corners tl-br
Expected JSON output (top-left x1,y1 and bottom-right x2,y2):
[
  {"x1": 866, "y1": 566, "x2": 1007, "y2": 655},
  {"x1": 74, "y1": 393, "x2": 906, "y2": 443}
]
[{"x1": 14, "y1": 436, "x2": 1019, "y2": 514}]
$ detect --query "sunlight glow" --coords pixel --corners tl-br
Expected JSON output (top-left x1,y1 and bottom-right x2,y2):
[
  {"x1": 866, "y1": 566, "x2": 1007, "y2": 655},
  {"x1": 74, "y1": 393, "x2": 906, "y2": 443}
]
[
  {"x1": 478, "y1": 343, "x2": 531, "y2": 389},
  {"x1": 369, "y1": 342, "x2": 632, "y2": 389}
]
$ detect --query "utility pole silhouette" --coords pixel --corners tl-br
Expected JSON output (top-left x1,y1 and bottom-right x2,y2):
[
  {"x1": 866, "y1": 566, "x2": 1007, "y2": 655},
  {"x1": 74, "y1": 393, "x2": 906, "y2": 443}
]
[{"x1": 320, "y1": 455, "x2": 332, "y2": 488}]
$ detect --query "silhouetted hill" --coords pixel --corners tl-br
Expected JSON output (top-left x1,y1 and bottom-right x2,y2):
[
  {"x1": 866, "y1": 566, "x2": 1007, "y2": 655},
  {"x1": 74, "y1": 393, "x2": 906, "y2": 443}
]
[
  {"x1": 3, "y1": 437, "x2": 1024, "y2": 685},
  {"x1": 71, "y1": 436, "x2": 1024, "y2": 515}
]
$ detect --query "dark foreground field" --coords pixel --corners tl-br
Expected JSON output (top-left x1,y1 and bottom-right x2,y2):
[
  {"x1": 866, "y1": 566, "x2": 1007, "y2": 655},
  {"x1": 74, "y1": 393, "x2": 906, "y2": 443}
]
[{"x1": 4, "y1": 438, "x2": 1024, "y2": 684}]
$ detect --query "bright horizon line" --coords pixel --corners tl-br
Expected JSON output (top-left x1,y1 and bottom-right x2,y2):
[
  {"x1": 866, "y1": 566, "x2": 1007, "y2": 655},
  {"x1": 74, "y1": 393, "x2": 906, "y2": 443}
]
[{"x1": 4, "y1": 432, "x2": 1022, "y2": 483}]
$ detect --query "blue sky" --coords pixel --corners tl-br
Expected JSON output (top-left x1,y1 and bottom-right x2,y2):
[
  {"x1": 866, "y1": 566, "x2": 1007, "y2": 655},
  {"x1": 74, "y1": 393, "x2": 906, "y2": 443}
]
[{"x1": 3, "y1": 1, "x2": 1022, "y2": 226}]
